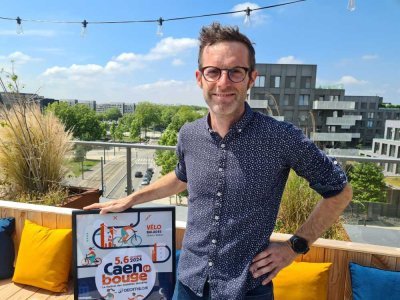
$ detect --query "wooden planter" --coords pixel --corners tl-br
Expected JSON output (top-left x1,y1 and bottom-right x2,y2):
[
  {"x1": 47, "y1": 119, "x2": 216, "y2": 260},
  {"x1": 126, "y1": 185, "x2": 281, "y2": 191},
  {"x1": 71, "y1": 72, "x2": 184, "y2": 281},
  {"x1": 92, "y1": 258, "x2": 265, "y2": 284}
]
[{"x1": 60, "y1": 186, "x2": 102, "y2": 209}]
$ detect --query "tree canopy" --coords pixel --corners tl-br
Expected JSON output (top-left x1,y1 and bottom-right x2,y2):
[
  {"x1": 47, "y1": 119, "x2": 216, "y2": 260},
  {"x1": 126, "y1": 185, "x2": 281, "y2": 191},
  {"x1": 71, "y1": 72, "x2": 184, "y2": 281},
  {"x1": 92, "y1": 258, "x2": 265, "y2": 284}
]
[{"x1": 46, "y1": 102, "x2": 102, "y2": 140}]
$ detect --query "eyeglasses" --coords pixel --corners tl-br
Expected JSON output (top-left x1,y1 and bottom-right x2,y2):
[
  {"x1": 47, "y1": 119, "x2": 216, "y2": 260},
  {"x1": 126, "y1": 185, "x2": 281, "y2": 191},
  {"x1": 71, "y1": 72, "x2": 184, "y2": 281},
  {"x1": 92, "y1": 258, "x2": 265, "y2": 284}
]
[{"x1": 200, "y1": 66, "x2": 250, "y2": 83}]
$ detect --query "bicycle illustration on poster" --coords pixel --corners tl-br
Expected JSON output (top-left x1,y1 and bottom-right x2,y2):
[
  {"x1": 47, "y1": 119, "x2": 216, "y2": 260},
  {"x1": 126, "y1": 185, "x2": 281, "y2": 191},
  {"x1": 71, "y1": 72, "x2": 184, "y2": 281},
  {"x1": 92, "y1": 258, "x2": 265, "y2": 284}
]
[{"x1": 73, "y1": 207, "x2": 175, "y2": 300}]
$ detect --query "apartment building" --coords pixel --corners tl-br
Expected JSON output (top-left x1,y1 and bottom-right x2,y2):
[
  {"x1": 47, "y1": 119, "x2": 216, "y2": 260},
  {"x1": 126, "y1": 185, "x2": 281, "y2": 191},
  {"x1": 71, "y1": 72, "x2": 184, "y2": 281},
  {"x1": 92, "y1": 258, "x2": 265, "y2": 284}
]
[
  {"x1": 370, "y1": 120, "x2": 400, "y2": 175},
  {"x1": 249, "y1": 63, "x2": 399, "y2": 147},
  {"x1": 249, "y1": 63, "x2": 361, "y2": 147}
]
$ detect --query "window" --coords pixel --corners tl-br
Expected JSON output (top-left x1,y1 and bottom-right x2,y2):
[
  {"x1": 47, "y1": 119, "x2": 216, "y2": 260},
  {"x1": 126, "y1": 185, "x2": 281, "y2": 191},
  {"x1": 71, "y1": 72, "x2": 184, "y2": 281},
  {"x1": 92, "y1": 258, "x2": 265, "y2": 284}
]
[
  {"x1": 369, "y1": 102, "x2": 376, "y2": 109},
  {"x1": 301, "y1": 76, "x2": 312, "y2": 88},
  {"x1": 361, "y1": 102, "x2": 367, "y2": 109},
  {"x1": 285, "y1": 76, "x2": 296, "y2": 88},
  {"x1": 298, "y1": 94, "x2": 310, "y2": 106},
  {"x1": 270, "y1": 76, "x2": 281, "y2": 88},
  {"x1": 318, "y1": 95, "x2": 325, "y2": 101},
  {"x1": 374, "y1": 143, "x2": 380, "y2": 153},
  {"x1": 387, "y1": 127, "x2": 393, "y2": 139},
  {"x1": 283, "y1": 94, "x2": 294, "y2": 106},
  {"x1": 254, "y1": 76, "x2": 265, "y2": 87},
  {"x1": 283, "y1": 110, "x2": 293, "y2": 121},
  {"x1": 395, "y1": 128, "x2": 400, "y2": 140},
  {"x1": 389, "y1": 145, "x2": 396, "y2": 157},
  {"x1": 367, "y1": 121, "x2": 373, "y2": 128},
  {"x1": 367, "y1": 112, "x2": 374, "y2": 119},
  {"x1": 329, "y1": 95, "x2": 339, "y2": 101},
  {"x1": 269, "y1": 94, "x2": 280, "y2": 106},
  {"x1": 381, "y1": 144, "x2": 387, "y2": 155},
  {"x1": 254, "y1": 93, "x2": 265, "y2": 100}
]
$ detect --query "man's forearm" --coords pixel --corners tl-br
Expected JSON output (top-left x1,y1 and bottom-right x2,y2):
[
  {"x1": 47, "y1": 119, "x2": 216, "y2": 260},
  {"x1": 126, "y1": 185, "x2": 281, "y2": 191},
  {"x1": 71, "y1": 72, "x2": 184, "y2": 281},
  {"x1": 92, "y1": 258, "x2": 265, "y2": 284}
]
[
  {"x1": 294, "y1": 183, "x2": 353, "y2": 244},
  {"x1": 127, "y1": 171, "x2": 187, "y2": 206}
]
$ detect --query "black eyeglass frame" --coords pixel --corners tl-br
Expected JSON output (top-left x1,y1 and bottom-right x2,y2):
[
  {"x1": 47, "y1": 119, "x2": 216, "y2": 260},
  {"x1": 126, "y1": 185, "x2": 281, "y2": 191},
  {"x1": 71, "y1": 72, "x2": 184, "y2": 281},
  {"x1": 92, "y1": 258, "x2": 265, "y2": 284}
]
[{"x1": 200, "y1": 66, "x2": 251, "y2": 83}]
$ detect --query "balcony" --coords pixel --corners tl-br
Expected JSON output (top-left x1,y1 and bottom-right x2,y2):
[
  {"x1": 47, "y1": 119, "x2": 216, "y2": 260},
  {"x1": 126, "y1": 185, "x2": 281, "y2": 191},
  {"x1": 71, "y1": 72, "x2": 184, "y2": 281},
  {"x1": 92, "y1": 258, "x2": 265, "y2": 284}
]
[
  {"x1": 313, "y1": 100, "x2": 355, "y2": 110},
  {"x1": 247, "y1": 99, "x2": 269, "y2": 109},
  {"x1": 311, "y1": 132, "x2": 360, "y2": 142},
  {"x1": 326, "y1": 115, "x2": 362, "y2": 127}
]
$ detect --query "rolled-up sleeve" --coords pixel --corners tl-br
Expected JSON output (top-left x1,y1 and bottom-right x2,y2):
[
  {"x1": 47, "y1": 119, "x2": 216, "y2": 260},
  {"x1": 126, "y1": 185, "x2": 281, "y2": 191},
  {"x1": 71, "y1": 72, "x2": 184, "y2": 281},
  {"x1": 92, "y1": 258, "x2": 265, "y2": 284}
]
[{"x1": 283, "y1": 124, "x2": 347, "y2": 198}]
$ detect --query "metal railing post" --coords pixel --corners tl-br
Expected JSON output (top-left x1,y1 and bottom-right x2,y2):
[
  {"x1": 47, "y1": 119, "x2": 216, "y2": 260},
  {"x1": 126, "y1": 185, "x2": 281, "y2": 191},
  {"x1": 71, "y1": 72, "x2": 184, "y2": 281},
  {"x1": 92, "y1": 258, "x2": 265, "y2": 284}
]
[{"x1": 126, "y1": 148, "x2": 132, "y2": 195}]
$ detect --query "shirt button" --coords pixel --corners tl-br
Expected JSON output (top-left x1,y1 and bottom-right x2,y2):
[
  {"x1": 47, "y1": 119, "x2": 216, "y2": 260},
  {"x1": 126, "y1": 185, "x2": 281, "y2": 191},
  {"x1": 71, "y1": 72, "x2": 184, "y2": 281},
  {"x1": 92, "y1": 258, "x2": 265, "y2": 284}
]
[
  {"x1": 238, "y1": 129, "x2": 242, "y2": 133},
  {"x1": 334, "y1": 161, "x2": 338, "y2": 165},
  {"x1": 214, "y1": 215, "x2": 220, "y2": 220},
  {"x1": 212, "y1": 239, "x2": 217, "y2": 244},
  {"x1": 218, "y1": 167, "x2": 223, "y2": 172},
  {"x1": 221, "y1": 144, "x2": 226, "y2": 148},
  {"x1": 208, "y1": 261, "x2": 213, "y2": 267},
  {"x1": 217, "y1": 192, "x2": 222, "y2": 197}
]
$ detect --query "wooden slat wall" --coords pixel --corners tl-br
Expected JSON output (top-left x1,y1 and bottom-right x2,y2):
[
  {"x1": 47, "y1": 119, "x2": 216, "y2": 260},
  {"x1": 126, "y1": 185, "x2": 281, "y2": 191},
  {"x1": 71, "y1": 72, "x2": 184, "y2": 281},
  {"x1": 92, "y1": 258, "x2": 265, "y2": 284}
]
[{"x1": 1, "y1": 200, "x2": 399, "y2": 300}]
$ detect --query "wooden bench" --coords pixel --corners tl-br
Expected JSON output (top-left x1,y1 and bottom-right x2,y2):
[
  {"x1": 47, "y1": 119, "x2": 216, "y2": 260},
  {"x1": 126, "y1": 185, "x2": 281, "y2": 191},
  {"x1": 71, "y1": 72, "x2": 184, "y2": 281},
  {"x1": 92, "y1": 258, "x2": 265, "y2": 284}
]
[{"x1": 1, "y1": 200, "x2": 399, "y2": 299}]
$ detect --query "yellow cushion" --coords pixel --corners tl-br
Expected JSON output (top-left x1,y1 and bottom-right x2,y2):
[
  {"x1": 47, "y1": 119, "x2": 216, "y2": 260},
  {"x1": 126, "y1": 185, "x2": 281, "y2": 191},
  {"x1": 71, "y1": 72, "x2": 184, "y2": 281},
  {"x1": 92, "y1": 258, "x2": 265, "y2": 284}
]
[
  {"x1": 273, "y1": 261, "x2": 332, "y2": 300},
  {"x1": 12, "y1": 219, "x2": 72, "y2": 292}
]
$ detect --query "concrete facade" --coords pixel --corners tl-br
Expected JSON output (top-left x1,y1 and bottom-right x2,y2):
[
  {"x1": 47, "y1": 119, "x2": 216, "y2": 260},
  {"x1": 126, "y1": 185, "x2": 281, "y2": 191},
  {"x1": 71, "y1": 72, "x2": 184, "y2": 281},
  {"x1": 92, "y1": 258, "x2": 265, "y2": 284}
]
[{"x1": 249, "y1": 63, "x2": 400, "y2": 147}]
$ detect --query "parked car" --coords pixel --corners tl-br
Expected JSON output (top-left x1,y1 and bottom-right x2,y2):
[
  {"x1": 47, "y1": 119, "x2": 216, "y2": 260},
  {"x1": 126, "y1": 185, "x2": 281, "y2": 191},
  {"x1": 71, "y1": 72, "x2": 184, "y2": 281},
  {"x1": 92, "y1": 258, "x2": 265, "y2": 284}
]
[
  {"x1": 146, "y1": 167, "x2": 154, "y2": 174},
  {"x1": 125, "y1": 187, "x2": 134, "y2": 192},
  {"x1": 141, "y1": 179, "x2": 150, "y2": 185},
  {"x1": 135, "y1": 171, "x2": 143, "y2": 178}
]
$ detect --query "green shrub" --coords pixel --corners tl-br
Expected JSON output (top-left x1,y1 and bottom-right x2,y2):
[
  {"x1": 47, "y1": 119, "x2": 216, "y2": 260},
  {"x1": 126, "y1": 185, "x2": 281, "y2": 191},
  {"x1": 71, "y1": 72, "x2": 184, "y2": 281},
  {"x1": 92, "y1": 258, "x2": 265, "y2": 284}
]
[
  {"x1": 0, "y1": 102, "x2": 72, "y2": 197},
  {"x1": 275, "y1": 171, "x2": 349, "y2": 241}
]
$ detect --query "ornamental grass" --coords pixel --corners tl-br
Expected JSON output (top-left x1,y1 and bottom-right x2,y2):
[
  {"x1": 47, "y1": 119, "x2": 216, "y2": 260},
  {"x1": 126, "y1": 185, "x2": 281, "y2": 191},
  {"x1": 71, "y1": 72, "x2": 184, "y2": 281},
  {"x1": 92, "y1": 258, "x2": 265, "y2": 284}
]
[
  {"x1": 275, "y1": 170, "x2": 349, "y2": 241},
  {"x1": 0, "y1": 100, "x2": 72, "y2": 200}
]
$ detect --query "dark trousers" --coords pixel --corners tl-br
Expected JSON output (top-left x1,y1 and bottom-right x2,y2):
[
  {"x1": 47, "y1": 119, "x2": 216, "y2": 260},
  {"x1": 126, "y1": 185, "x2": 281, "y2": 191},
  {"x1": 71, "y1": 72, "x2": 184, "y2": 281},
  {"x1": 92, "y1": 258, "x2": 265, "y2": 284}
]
[{"x1": 172, "y1": 280, "x2": 274, "y2": 300}]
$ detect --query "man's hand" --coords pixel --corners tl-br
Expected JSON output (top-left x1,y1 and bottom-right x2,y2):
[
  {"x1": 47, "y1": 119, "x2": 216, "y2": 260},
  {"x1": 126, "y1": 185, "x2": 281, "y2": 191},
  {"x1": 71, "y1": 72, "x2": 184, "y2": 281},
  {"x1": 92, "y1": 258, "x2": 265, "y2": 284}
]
[
  {"x1": 249, "y1": 241, "x2": 297, "y2": 285},
  {"x1": 84, "y1": 196, "x2": 133, "y2": 215}
]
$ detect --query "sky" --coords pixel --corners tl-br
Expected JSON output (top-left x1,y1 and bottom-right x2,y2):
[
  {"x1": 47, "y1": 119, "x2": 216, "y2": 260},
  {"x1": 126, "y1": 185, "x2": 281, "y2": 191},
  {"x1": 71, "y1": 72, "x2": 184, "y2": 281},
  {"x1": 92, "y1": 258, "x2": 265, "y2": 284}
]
[{"x1": 0, "y1": 0, "x2": 399, "y2": 106}]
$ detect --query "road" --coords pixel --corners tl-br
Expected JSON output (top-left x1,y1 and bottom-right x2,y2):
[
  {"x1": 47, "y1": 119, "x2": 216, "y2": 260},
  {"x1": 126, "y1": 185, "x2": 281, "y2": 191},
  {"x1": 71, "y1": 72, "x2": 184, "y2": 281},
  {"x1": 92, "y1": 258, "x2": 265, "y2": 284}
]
[{"x1": 66, "y1": 146, "x2": 159, "y2": 199}]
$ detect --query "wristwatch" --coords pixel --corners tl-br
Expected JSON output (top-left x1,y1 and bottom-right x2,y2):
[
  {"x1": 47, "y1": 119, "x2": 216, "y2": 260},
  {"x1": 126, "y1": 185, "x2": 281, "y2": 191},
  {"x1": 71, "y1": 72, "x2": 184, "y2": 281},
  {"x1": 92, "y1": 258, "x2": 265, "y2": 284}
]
[{"x1": 289, "y1": 235, "x2": 310, "y2": 254}]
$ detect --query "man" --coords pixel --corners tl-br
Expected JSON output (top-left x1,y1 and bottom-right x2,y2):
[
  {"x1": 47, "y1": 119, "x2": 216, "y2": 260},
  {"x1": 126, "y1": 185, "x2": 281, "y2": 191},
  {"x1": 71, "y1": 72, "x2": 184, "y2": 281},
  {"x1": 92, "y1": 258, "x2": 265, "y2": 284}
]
[
  {"x1": 121, "y1": 223, "x2": 137, "y2": 243},
  {"x1": 85, "y1": 22, "x2": 352, "y2": 299}
]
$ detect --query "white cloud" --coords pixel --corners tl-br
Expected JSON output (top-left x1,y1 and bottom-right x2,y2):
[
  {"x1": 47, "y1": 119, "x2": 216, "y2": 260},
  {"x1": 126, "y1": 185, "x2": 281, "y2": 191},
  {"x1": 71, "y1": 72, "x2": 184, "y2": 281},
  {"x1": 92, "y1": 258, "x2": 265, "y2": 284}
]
[
  {"x1": 0, "y1": 51, "x2": 37, "y2": 64},
  {"x1": 147, "y1": 37, "x2": 198, "y2": 60},
  {"x1": 276, "y1": 56, "x2": 303, "y2": 64},
  {"x1": 172, "y1": 59, "x2": 184, "y2": 66},
  {"x1": 0, "y1": 29, "x2": 56, "y2": 37},
  {"x1": 337, "y1": 75, "x2": 367, "y2": 85},
  {"x1": 42, "y1": 37, "x2": 197, "y2": 78},
  {"x1": 362, "y1": 54, "x2": 379, "y2": 60},
  {"x1": 231, "y1": 2, "x2": 268, "y2": 25}
]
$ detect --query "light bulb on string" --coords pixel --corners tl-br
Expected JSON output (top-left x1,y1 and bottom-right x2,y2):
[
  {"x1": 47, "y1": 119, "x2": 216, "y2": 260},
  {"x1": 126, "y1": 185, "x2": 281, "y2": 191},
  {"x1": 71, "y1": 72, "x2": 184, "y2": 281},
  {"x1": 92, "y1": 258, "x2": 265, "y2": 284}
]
[
  {"x1": 347, "y1": 0, "x2": 356, "y2": 11},
  {"x1": 244, "y1": 7, "x2": 252, "y2": 27},
  {"x1": 81, "y1": 19, "x2": 88, "y2": 37},
  {"x1": 157, "y1": 17, "x2": 164, "y2": 37},
  {"x1": 16, "y1": 17, "x2": 23, "y2": 34}
]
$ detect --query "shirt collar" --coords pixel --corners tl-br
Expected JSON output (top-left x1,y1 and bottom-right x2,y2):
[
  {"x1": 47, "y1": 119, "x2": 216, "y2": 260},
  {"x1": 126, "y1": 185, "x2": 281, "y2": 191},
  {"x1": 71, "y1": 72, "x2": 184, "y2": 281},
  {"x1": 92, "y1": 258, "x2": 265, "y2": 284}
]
[{"x1": 204, "y1": 102, "x2": 255, "y2": 134}]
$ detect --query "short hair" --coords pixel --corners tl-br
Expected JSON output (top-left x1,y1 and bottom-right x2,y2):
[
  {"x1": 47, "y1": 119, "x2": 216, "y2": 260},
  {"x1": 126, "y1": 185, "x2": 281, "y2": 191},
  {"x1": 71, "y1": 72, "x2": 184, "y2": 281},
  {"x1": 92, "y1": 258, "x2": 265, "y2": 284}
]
[{"x1": 198, "y1": 22, "x2": 256, "y2": 71}]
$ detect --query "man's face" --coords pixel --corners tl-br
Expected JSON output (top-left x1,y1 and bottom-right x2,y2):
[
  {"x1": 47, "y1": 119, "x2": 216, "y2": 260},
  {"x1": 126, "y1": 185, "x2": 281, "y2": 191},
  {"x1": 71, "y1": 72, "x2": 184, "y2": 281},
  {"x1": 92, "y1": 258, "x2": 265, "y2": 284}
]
[{"x1": 196, "y1": 41, "x2": 257, "y2": 120}]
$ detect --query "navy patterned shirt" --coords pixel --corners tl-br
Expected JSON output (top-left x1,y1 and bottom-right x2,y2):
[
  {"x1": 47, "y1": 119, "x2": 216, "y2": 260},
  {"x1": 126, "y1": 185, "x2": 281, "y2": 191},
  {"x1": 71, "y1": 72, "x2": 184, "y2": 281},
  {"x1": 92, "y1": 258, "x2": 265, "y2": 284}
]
[{"x1": 175, "y1": 103, "x2": 347, "y2": 300}]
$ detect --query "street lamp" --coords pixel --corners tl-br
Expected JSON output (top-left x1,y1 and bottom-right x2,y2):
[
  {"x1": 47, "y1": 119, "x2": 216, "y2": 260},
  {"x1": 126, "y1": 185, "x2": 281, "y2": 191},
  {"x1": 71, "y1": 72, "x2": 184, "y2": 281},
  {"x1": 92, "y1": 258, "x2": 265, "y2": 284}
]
[{"x1": 265, "y1": 93, "x2": 280, "y2": 116}]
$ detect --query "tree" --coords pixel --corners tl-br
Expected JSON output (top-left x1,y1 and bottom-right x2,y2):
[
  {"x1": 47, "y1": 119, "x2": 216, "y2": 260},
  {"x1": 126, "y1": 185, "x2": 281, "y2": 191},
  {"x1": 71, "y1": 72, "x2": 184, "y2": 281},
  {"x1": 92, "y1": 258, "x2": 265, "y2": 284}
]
[
  {"x1": 133, "y1": 102, "x2": 160, "y2": 137},
  {"x1": 46, "y1": 102, "x2": 102, "y2": 140},
  {"x1": 348, "y1": 162, "x2": 387, "y2": 223},
  {"x1": 103, "y1": 107, "x2": 122, "y2": 121}
]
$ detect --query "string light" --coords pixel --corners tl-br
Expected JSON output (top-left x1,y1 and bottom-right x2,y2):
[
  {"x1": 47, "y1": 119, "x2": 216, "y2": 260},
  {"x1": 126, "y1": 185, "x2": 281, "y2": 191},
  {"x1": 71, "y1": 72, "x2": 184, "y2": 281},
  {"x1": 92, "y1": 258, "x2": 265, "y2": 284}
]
[
  {"x1": 0, "y1": 0, "x2": 307, "y2": 37},
  {"x1": 81, "y1": 19, "x2": 88, "y2": 37},
  {"x1": 348, "y1": 0, "x2": 356, "y2": 11},
  {"x1": 244, "y1": 7, "x2": 252, "y2": 27},
  {"x1": 156, "y1": 17, "x2": 163, "y2": 37},
  {"x1": 16, "y1": 16, "x2": 23, "y2": 34}
]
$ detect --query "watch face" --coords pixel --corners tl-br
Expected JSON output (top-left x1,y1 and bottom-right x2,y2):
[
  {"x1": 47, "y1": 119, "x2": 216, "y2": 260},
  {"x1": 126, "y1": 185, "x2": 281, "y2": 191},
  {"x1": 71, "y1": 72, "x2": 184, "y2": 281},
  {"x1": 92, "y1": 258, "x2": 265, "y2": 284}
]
[{"x1": 291, "y1": 236, "x2": 309, "y2": 254}]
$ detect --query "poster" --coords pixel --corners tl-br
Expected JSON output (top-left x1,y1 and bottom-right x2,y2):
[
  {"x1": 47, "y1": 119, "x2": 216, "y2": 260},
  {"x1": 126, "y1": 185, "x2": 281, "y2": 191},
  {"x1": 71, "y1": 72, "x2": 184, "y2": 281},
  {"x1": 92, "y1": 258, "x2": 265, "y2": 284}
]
[{"x1": 72, "y1": 207, "x2": 175, "y2": 300}]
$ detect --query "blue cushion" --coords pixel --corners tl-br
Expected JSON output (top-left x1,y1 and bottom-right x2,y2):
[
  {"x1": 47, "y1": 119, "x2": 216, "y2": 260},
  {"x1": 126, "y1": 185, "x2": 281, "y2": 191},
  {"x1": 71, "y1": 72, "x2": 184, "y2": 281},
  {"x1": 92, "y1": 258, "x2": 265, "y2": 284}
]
[
  {"x1": 349, "y1": 262, "x2": 400, "y2": 300},
  {"x1": 175, "y1": 250, "x2": 181, "y2": 270},
  {"x1": 0, "y1": 217, "x2": 15, "y2": 279}
]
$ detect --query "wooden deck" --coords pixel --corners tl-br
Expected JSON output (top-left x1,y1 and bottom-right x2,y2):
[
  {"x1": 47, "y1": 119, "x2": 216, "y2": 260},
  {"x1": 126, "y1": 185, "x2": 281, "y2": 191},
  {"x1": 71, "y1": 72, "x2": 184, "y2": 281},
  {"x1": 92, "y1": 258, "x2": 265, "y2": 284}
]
[
  {"x1": 0, "y1": 278, "x2": 73, "y2": 300},
  {"x1": 1, "y1": 200, "x2": 400, "y2": 299}
]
